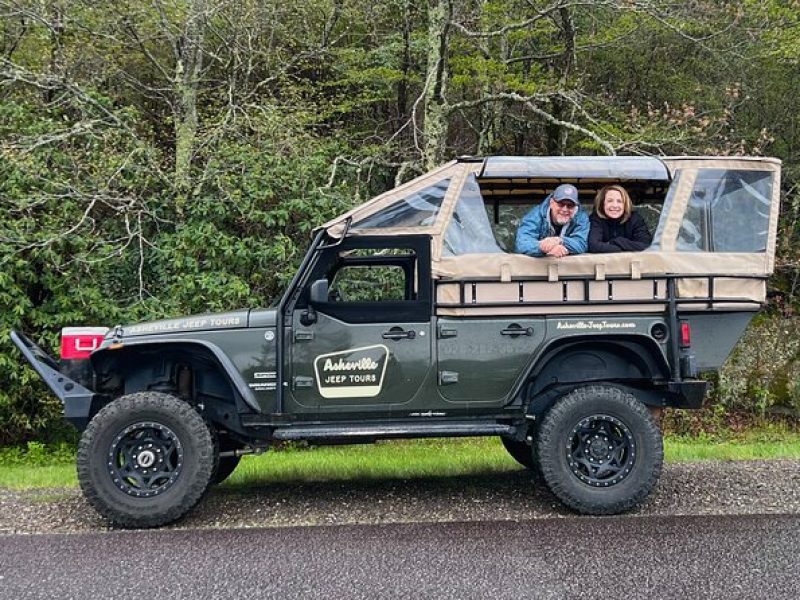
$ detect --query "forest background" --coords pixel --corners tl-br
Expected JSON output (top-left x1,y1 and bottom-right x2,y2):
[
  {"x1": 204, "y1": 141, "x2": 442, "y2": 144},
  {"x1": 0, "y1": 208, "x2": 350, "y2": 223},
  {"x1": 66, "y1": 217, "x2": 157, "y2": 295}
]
[{"x1": 1, "y1": 0, "x2": 800, "y2": 446}]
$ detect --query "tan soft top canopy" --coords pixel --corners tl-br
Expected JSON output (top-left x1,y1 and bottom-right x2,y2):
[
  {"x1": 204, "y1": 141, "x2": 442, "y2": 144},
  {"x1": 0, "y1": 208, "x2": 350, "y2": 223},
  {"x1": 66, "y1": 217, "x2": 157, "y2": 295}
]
[{"x1": 321, "y1": 156, "x2": 782, "y2": 283}]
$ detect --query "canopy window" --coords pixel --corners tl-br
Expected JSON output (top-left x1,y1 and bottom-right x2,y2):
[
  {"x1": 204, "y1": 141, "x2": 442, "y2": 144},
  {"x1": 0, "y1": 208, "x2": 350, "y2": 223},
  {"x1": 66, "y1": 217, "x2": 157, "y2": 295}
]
[{"x1": 676, "y1": 169, "x2": 773, "y2": 253}]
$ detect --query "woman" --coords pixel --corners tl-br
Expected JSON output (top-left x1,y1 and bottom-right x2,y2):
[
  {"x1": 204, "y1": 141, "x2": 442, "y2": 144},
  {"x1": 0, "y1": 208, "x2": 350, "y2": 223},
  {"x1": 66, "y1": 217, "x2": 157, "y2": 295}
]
[{"x1": 589, "y1": 185, "x2": 652, "y2": 252}]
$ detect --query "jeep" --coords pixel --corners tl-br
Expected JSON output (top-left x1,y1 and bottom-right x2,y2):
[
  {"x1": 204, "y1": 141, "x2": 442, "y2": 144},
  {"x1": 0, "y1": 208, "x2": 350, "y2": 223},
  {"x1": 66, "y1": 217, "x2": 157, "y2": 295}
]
[{"x1": 12, "y1": 155, "x2": 781, "y2": 527}]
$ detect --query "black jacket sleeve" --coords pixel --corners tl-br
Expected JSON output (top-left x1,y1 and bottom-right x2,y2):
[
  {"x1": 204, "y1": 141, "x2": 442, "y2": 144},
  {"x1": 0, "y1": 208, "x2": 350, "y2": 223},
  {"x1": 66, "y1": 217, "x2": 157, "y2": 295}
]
[{"x1": 588, "y1": 214, "x2": 622, "y2": 253}]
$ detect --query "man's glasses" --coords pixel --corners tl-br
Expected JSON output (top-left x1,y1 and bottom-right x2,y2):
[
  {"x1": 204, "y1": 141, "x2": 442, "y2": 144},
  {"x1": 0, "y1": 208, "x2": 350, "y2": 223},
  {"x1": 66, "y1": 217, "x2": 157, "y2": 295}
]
[{"x1": 553, "y1": 200, "x2": 578, "y2": 209}]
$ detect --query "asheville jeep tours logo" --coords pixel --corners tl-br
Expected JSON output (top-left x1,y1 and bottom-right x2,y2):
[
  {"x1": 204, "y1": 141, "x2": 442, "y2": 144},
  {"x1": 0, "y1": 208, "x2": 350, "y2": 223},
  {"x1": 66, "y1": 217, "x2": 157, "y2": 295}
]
[{"x1": 313, "y1": 344, "x2": 390, "y2": 399}]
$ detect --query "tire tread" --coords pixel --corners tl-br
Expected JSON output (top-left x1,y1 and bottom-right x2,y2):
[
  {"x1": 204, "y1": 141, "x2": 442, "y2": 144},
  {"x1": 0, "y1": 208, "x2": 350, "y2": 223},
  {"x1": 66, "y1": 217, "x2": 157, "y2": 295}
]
[
  {"x1": 77, "y1": 391, "x2": 215, "y2": 528},
  {"x1": 537, "y1": 385, "x2": 663, "y2": 515}
]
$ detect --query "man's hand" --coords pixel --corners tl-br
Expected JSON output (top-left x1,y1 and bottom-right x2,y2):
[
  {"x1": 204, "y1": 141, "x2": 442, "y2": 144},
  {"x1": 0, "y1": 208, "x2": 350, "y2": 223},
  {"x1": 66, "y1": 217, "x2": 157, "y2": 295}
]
[
  {"x1": 546, "y1": 244, "x2": 569, "y2": 258},
  {"x1": 538, "y1": 236, "x2": 561, "y2": 253}
]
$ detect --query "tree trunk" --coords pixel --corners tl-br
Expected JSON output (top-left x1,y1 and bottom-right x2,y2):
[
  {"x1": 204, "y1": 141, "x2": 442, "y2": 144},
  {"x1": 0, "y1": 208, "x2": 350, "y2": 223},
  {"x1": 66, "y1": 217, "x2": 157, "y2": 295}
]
[
  {"x1": 174, "y1": 0, "x2": 206, "y2": 216},
  {"x1": 397, "y1": 0, "x2": 412, "y2": 130},
  {"x1": 45, "y1": 1, "x2": 66, "y2": 104},
  {"x1": 546, "y1": 7, "x2": 576, "y2": 155},
  {"x1": 478, "y1": 12, "x2": 507, "y2": 156},
  {"x1": 423, "y1": 0, "x2": 451, "y2": 170}
]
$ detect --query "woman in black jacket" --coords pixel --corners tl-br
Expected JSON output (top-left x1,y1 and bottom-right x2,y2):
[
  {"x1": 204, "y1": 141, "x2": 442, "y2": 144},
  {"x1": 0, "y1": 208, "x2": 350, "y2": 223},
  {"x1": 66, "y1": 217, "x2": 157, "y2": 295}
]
[{"x1": 589, "y1": 185, "x2": 652, "y2": 252}]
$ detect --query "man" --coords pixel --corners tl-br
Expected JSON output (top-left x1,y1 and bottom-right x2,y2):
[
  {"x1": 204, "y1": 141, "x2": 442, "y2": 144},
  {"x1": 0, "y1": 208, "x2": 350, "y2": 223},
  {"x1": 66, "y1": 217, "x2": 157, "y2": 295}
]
[{"x1": 514, "y1": 183, "x2": 589, "y2": 257}]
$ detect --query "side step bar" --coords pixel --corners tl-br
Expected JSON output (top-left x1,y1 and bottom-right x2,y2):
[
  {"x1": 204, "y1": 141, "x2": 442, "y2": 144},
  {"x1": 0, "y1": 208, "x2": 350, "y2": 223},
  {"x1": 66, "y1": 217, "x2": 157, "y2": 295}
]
[{"x1": 271, "y1": 422, "x2": 516, "y2": 442}]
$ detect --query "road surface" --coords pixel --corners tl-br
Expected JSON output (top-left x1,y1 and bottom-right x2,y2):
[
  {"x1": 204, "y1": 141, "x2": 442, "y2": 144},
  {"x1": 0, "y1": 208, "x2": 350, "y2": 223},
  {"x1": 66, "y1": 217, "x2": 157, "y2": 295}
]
[{"x1": 1, "y1": 514, "x2": 798, "y2": 599}]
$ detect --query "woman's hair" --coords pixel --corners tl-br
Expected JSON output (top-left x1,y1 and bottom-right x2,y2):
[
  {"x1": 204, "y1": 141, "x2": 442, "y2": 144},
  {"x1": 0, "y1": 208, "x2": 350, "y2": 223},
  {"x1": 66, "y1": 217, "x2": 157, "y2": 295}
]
[{"x1": 593, "y1": 184, "x2": 632, "y2": 223}]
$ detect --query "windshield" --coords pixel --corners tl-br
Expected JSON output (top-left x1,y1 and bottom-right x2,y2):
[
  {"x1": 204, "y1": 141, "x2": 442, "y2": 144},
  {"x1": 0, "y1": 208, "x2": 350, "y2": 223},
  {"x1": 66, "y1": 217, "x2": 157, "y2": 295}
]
[
  {"x1": 352, "y1": 179, "x2": 450, "y2": 229},
  {"x1": 443, "y1": 175, "x2": 504, "y2": 255}
]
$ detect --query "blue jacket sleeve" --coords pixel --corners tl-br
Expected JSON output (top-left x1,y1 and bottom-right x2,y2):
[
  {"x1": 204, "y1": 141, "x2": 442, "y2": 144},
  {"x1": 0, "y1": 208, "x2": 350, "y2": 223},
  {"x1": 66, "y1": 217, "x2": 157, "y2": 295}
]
[
  {"x1": 514, "y1": 207, "x2": 546, "y2": 256},
  {"x1": 561, "y1": 210, "x2": 589, "y2": 255}
]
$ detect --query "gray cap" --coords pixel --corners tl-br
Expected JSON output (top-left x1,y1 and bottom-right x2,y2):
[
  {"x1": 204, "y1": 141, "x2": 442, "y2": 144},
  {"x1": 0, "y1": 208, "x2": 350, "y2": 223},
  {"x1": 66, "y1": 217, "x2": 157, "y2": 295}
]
[{"x1": 552, "y1": 183, "x2": 579, "y2": 204}]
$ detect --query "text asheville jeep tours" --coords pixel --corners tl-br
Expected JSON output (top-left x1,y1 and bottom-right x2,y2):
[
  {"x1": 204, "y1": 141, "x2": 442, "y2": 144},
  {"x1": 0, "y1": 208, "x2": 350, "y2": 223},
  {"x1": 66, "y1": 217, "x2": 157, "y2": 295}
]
[{"x1": 12, "y1": 155, "x2": 781, "y2": 527}]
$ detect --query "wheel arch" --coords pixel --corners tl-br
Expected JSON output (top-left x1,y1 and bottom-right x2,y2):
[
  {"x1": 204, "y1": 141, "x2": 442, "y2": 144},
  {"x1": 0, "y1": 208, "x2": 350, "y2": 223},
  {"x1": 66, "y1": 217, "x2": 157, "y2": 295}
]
[
  {"x1": 90, "y1": 340, "x2": 260, "y2": 428},
  {"x1": 520, "y1": 335, "x2": 671, "y2": 417}
]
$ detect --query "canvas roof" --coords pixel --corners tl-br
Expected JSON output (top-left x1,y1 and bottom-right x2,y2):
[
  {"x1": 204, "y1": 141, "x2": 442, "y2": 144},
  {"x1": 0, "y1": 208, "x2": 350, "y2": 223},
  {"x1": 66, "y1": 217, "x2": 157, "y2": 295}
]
[{"x1": 479, "y1": 156, "x2": 670, "y2": 180}]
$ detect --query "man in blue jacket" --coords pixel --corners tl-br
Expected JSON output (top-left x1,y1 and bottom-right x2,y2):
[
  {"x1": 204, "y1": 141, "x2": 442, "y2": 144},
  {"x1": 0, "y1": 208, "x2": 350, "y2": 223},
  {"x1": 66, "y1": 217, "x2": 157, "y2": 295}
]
[{"x1": 514, "y1": 183, "x2": 589, "y2": 258}]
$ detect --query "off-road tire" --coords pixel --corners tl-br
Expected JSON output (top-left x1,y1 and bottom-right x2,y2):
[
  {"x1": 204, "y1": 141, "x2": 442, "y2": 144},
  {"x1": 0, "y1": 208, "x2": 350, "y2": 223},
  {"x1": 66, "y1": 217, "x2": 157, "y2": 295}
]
[
  {"x1": 536, "y1": 385, "x2": 663, "y2": 515},
  {"x1": 500, "y1": 436, "x2": 540, "y2": 472},
  {"x1": 77, "y1": 391, "x2": 215, "y2": 528}
]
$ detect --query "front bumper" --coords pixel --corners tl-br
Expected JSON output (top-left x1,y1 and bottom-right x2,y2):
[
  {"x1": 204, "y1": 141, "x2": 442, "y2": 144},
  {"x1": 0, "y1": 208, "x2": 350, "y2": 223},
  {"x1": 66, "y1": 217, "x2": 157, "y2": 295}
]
[{"x1": 10, "y1": 331, "x2": 97, "y2": 430}]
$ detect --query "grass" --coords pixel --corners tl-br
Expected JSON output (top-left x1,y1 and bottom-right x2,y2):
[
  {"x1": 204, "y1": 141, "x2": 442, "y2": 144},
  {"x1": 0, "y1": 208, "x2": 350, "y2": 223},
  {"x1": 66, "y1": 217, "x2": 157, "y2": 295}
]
[
  {"x1": 224, "y1": 438, "x2": 519, "y2": 487},
  {"x1": 0, "y1": 464, "x2": 78, "y2": 489},
  {"x1": 1, "y1": 431, "x2": 799, "y2": 490},
  {"x1": 665, "y1": 433, "x2": 800, "y2": 462}
]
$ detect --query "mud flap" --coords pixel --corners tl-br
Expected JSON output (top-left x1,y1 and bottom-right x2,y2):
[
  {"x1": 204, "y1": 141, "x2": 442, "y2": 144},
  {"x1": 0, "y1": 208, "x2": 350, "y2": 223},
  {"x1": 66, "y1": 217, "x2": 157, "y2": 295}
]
[{"x1": 667, "y1": 380, "x2": 708, "y2": 409}]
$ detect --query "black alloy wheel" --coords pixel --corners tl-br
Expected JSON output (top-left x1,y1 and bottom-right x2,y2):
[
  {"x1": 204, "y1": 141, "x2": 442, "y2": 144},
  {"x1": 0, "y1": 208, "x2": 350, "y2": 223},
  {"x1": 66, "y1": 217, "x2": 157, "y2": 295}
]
[
  {"x1": 107, "y1": 421, "x2": 184, "y2": 497},
  {"x1": 536, "y1": 385, "x2": 663, "y2": 515},
  {"x1": 77, "y1": 391, "x2": 216, "y2": 528},
  {"x1": 566, "y1": 414, "x2": 635, "y2": 487}
]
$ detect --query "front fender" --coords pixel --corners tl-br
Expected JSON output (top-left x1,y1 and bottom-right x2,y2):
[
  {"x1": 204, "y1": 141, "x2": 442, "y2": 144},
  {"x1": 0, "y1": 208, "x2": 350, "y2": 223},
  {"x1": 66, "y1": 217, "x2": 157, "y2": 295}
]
[{"x1": 91, "y1": 338, "x2": 261, "y2": 412}]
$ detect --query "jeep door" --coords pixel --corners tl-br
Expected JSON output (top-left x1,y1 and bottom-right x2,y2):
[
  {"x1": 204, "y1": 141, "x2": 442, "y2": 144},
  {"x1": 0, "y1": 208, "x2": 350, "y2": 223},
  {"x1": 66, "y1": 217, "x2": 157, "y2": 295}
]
[
  {"x1": 436, "y1": 314, "x2": 545, "y2": 410},
  {"x1": 288, "y1": 236, "x2": 434, "y2": 419}
]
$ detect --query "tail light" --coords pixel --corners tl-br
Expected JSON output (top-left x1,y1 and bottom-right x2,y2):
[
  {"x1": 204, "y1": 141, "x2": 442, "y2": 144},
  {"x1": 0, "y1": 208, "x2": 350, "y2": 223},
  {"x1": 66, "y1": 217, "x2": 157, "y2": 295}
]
[
  {"x1": 60, "y1": 327, "x2": 109, "y2": 360},
  {"x1": 679, "y1": 321, "x2": 691, "y2": 348}
]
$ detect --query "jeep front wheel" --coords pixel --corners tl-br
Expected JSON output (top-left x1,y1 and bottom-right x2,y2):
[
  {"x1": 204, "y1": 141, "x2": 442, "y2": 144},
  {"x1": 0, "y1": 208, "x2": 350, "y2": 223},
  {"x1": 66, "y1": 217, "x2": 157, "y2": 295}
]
[
  {"x1": 536, "y1": 385, "x2": 663, "y2": 515},
  {"x1": 77, "y1": 391, "x2": 215, "y2": 528}
]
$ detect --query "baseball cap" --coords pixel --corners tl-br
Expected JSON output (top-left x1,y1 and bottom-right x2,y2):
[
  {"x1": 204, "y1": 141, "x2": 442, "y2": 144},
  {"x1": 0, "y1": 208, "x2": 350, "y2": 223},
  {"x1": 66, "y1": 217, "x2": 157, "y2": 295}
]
[{"x1": 552, "y1": 183, "x2": 579, "y2": 204}]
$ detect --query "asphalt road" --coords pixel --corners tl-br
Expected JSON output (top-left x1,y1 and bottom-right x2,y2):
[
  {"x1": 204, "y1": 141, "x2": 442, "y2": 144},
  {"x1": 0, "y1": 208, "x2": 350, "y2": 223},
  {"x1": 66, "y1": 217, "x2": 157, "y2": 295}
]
[{"x1": 1, "y1": 514, "x2": 798, "y2": 600}]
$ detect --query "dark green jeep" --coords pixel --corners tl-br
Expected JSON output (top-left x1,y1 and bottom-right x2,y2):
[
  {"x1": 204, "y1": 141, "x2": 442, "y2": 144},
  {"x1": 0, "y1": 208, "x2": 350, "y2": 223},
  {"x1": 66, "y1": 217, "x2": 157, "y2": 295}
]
[{"x1": 12, "y1": 155, "x2": 781, "y2": 527}]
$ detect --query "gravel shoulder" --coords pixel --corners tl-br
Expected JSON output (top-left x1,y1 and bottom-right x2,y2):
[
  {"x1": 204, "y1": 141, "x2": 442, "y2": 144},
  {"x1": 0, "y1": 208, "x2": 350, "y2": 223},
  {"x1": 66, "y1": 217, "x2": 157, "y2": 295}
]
[{"x1": 1, "y1": 460, "x2": 798, "y2": 535}]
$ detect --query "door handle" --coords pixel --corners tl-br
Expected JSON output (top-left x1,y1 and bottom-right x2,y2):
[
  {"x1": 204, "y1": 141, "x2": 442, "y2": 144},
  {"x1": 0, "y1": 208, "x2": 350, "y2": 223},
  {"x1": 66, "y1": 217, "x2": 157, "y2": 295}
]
[
  {"x1": 382, "y1": 329, "x2": 416, "y2": 340},
  {"x1": 501, "y1": 325, "x2": 533, "y2": 337}
]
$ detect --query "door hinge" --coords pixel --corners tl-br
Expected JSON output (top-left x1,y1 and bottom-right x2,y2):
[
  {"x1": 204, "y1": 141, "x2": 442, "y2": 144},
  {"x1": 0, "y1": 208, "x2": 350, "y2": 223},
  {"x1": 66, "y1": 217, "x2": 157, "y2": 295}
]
[
  {"x1": 437, "y1": 325, "x2": 458, "y2": 339},
  {"x1": 438, "y1": 371, "x2": 459, "y2": 385},
  {"x1": 294, "y1": 330, "x2": 314, "y2": 342},
  {"x1": 292, "y1": 376, "x2": 314, "y2": 389}
]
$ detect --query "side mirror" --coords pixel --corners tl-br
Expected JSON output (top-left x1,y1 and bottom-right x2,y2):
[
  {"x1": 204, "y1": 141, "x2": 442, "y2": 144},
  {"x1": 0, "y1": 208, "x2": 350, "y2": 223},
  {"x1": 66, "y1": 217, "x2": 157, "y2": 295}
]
[
  {"x1": 309, "y1": 279, "x2": 329, "y2": 305},
  {"x1": 301, "y1": 279, "x2": 328, "y2": 327}
]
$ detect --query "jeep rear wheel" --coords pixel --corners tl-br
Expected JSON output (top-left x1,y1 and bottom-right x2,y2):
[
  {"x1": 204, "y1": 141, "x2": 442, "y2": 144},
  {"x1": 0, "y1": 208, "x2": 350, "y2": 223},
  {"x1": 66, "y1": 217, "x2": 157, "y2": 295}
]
[
  {"x1": 536, "y1": 385, "x2": 663, "y2": 515},
  {"x1": 77, "y1": 391, "x2": 215, "y2": 528}
]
